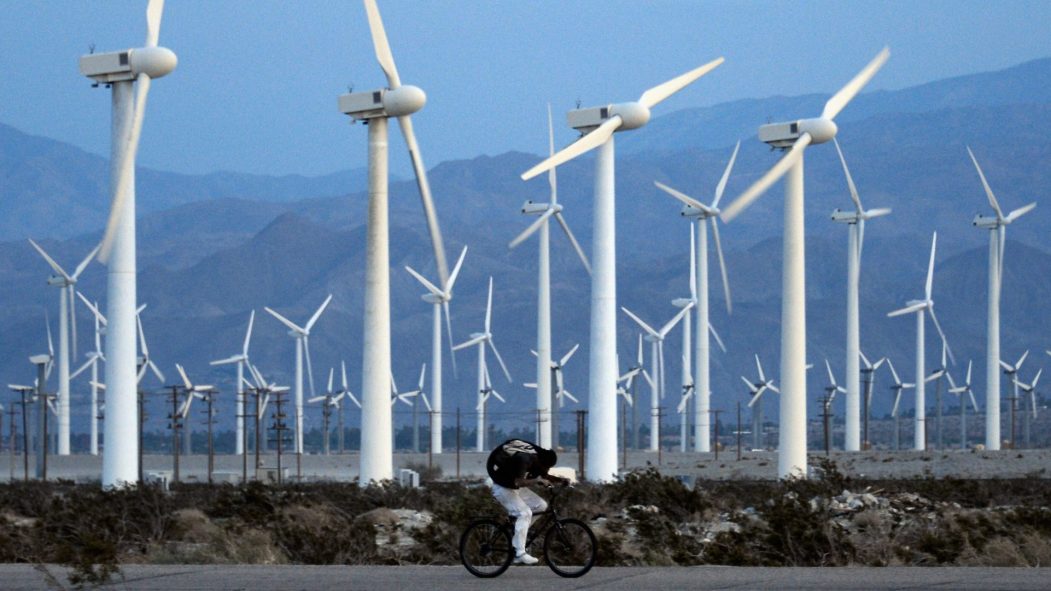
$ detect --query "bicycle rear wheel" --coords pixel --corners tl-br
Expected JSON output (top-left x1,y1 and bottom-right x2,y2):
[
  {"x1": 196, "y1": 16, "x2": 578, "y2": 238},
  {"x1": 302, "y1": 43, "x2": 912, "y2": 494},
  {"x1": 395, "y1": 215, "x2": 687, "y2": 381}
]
[
  {"x1": 543, "y1": 518, "x2": 597, "y2": 578},
  {"x1": 459, "y1": 518, "x2": 514, "y2": 578}
]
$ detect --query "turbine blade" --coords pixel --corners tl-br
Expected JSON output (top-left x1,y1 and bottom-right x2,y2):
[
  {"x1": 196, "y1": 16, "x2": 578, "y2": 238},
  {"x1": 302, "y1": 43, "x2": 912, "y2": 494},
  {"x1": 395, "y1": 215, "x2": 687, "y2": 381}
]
[
  {"x1": 148, "y1": 360, "x2": 165, "y2": 384},
  {"x1": 508, "y1": 207, "x2": 556, "y2": 250},
  {"x1": 710, "y1": 217, "x2": 732, "y2": 314},
  {"x1": 97, "y1": 73, "x2": 152, "y2": 263},
  {"x1": 398, "y1": 114, "x2": 451, "y2": 285},
  {"x1": 966, "y1": 146, "x2": 1004, "y2": 220},
  {"x1": 27, "y1": 239, "x2": 72, "y2": 281},
  {"x1": 721, "y1": 133, "x2": 812, "y2": 222},
  {"x1": 821, "y1": 47, "x2": 890, "y2": 120},
  {"x1": 305, "y1": 294, "x2": 333, "y2": 331},
  {"x1": 488, "y1": 338, "x2": 512, "y2": 383},
  {"x1": 653, "y1": 181, "x2": 709, "y2": 213},
  {"x1": 405, "y1": 265, "x2": 443, "y2": 296},
  {"x1": 144, "y1": 0, "x2": 164, "y2": 48},
  {"x1": 659, "y1": 304, "x2": 692, "y2": 337},
  {"x1": 708, "y1": 322, "x2": 727, "y2": 353},
  {"x1": 68, "y1": 286, "x2": 78, "y2": 361},
  {"x1": 521, "y1": 115, "x2": 621, "y2": 181},
  {"x1": 445, "y1": 245, "x2": 468, "y2": 292},
  {"x1": 1005, "y1": 202, "x2": 1037, "y2": 223},
  {"x1": 553, "y1": 212, "x2": 591, "y2": 274},
  {"x1": 637, "y1": 57, "x2": 724, "y2": 108},
  {"x1": 452, "y1": 335, "x2": 485, "y2": 351},
  {"x1": 755, "y1": 354, "x2": 765, "y2": 382},
  {"x1": 304, "y1": 337, "x2": 316, "y2": 397},
  {"x1": 264, "y1": 307, "x2": 303, "y2": 334},
  {"x1": 547, "y1": 103, "x2": 558, "y2": 203},
  {"x1": 1016, "y1": 350, "x2": 1030, "y2": 371},
  {"x1": 327, "y1": 367, "x2": 334, "y2": 394},
  {"x1": 927, "y1": 308, "x2": 955, "y2": 365},
  {"x1": 242, "y1": 309, "x2": 255, "y2": 357},
  {"x1": 833, "y1": 137, "x2": 864, "y2": 213},
  {"x1": 560, "y1": 343, "x2": 580, "y2": 367},
  {"x1": 485, "y1": 277, "x2": 494, "y2": 333},
  {"x1": 341, "y1": 360, "x2": 349, "y2": 390},
  {"x1": 621, "y1": 307, "x2": 658, "y2": 337},
  {"x1": 362, "y1": 0, "x2": 401, "y2": 88},
  {"x1": 72, "y1": 244, "x2": 100, "y2": 280},
  {"x1": 887, "y1": 302, "x2": 926, "y2": 317},
  {"x1": 712, "y1": 140, "x2": 741, "y2": 209},
  {"x1": 925, "y1": 231, "x2": 939, "y2": 298},
  {"x1": 443, "y1": 300, "x2": 458, "y2": 377},
  {"x1": 176, "y1": 363, "x2": 192, "y2": 390}
]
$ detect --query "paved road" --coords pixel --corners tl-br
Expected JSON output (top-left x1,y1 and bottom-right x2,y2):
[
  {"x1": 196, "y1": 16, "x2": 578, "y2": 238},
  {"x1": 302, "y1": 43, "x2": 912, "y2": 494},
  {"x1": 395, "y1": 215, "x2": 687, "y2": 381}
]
[{"x1": 3, "y1": 565, "x2": 1047, "y2": 590}]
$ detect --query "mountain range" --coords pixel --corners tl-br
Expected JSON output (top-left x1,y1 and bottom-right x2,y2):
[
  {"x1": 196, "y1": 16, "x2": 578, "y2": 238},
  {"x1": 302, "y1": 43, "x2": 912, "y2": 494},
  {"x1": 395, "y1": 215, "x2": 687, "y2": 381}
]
[{"x1": 2, "y1": 57, "x2": 1050, "y2": 444}]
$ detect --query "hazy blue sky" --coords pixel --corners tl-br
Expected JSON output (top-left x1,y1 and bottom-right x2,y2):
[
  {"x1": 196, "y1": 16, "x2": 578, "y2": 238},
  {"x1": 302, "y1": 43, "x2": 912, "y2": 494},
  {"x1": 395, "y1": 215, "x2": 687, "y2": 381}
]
[{"x1": 3, "y1": 0, "x2": 1050, "y2": 177}]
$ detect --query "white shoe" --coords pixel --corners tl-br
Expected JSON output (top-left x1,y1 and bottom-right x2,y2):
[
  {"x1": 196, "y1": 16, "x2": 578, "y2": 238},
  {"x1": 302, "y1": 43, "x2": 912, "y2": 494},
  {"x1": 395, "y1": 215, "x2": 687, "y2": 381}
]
[{"x1": 514, "y1": 553, "x2": 539, "y2": 565}]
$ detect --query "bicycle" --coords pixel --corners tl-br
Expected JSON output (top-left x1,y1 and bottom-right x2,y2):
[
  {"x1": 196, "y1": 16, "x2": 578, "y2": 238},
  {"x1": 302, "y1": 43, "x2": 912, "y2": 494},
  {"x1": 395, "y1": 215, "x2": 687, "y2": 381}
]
[{"x1": 459, "y1": 483, "x2": 597, "y2": 578}]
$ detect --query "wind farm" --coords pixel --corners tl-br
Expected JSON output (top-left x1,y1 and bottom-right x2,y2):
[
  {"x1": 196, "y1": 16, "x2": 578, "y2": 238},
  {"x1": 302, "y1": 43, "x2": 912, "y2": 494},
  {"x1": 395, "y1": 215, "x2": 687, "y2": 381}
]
[{"x1": 1, "y1": 0, "x2": 1051, "y2": 582}]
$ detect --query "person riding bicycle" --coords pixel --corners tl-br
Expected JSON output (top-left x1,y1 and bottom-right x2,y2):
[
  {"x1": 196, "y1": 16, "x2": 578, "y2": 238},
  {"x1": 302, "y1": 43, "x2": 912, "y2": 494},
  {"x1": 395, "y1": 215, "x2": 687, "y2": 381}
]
[{"x1": 486, "y1": 438, "x2": 568, "y2": 565}]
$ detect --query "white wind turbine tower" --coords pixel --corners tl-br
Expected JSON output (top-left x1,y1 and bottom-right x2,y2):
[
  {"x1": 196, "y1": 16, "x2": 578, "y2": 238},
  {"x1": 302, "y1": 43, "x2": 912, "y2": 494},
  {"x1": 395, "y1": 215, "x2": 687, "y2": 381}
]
[
  {"x1": 79, "y1": 0, "x2": 177, "y2": 487},
  {"x1": 967, "y1": 146, "x2": 1037, "y2": 451},
  {"x1": 264, "y1": 295, "x2": 333, "y2": 454},
  {"x1": 721, "y1": 48, "x2": 890, "y2": 478},
  {"x1": 27, "y1": 240, "x2": 98, "y2": 456},
  {"x1": 654, "y1": 141, "x2": 737, "y2": 452},
  {"x1": 509, "y1": 105, "x2": 591, "y2": 449},
  {"x1": 339, "y1": 0, "x2": 450, "y2": 484},
  {"x1": 521, "y1": 57, "x2": 724, "y2": 481},
  {"x1": 742, "y1": 354, "x2": 779, "y2": 451},
  {"x1": 829, "y1": 139, "x2": 891, "y2": 451},
  {"x1": 621, "y1": 306, "x2": 692, "y2": 452},
  {"x1": 74, "y1": 292, "x2": 107, "y2": 455},
  {"x1": 887, "y1": 233, "x2": 954, "y2": 450},
  {"x1": 453, "y1": 277, "x2": 512, "y2": 452},
  {"x1": 209, "y1": 310, "x2": 255, "y2": 455},
  {"x1": 404, "y1": 246, "x2": 467, "y2": 455}
]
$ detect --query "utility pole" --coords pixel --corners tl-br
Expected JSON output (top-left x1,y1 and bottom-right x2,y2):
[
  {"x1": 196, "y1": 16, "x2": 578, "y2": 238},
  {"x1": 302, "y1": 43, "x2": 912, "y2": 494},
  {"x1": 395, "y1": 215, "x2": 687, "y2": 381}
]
[
  {"x1": 241, "y1": 387, "x2": 251, "y2": 484},
  {"x1": 270, "y1": 390, "x2": 289, "y2": 485},
  {"x1": 321, "y1": 397, "x2": 332, "y2": 456},
  {"x1": 203, "y1": 389, "x2": 217, "y2": 485},
  {"x1": 710, "y1": 409, "x2": 723, "y2": 461},
  {"x1": 821, "y1": 394, "x2": 833, "y2": 456},
  {"x1": 620, "y1": 404, "x2": 627, "y2": 469},
  {"x1": 1009, "y1": 394, "x2": 1018, "y2": 449},
  {"x1": 455, "y1": 407, "x2": 461, "y2": 480},
  {"x1": 138, "y1": 387, "x2": 147, "y2": 483},
  {"x1": 337, "y1": 400, "x2": 345, "y2": 454},
  {"x1": 32, "y1": 356, "x2": 49, "y2": 481},
  {"x1": 254, "y1": 388, "x2": 264, "y2": 470},
  {"x1": 576, "y1": 410, "x2": 586, "y2": 481},
  {"x1": 860, "y1": 366, "x2": 873, "y2": 450},
  {"x1": 656, "y1": 406, "x2": 663, "y2": 466},
  {"x1": 167, "y1": 385, "x2": 183, "y2": 483},
  {"x1": 7, "y1": 404, "x2": 16, "y2": 481},
  {"x1": 736, "y1": 402, "x2": 742, "y2": 462}
]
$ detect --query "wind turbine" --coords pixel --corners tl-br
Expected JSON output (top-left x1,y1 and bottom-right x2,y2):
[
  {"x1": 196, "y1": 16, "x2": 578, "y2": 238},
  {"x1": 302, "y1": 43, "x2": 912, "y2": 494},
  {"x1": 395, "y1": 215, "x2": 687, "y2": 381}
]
[
  {"x1": 80, "y1": 0, "x2": 177, "y2": 488},
  {"x1": 405, "y1": 246, "x2": 467, "y2": 455},
  {"x1": 509, "y1": 105, "x2": 591, "y2": 449},
  {"x1": 1013, "y1": 367, "x2": 1041, "y2": 448},
  {"x1": 307, "y1": 369, "x2": 339, "y2": 455},
  {"x1": 175, "y1": 363, "x2": 214, "y2": 456},
  {"x1": 887, "y1": 233, "x2": 953, "y2": 451},
  {"x1": 616, "y1": 342, "x2": 643, "y2": 451},
  {"x1": 475, "y1": 366, "x2": 507, "y2": 450},
  {"x1": 74, "y1": 292, "x2": 107, "y2": 455},
  {"x1": 829, "y1": 139, "x2": 891, "y2": 452},
  {"x1": 453, "y1": 277, "x2": 512, "y2": 451},
  {"x1": 521, "y1": 57, "x2": 724, "y2": 481},
  {"x1": 1000, "y1": 350, "x2": 1028, "y2": 448},
  {"x1": 27, "y1": 240, "x2": 98, "y2": 456},
  {"x1": 821, "y1": 360, "x2": 848, "y2": 449},
  {"x1": 621, "y1": 305, "x2": 692, "y2": 452},
  {"x1": 676, "y1": 354, "x2": 694, "y2": 453},
  {"x1": 264, "y1": 294, "x2": 333, "y2": 455},
  {"x1": 336, "y1": 361, "x2": 360, "y2": 454},
  {"x1": 721, "y1": 48, "x2": 889, "y2": 478},
  {"x1": 210, "y1": 310, "x2": 255, "y2": 456},
  {"x1": 925, "y1": 342, "x2": 952, "y2": 449},
  {"x1": 340, "y1": 0, "x2": 450, "y2": 484},
  {"x1": 947, "y1": 360, "x2": 978, "y2": 450},
  {"x1": 886, "y1": 359, "x2": 914, "y2": 450},
  {"x1": 654, "y1": 141, "x2": 737, "y2": 452},
  {"x1": 967, "y1": 146, "x2": 1037, "y2": 451},
  {"x1": 742, "y1": 354, "x2": 779, "y2": 450}
]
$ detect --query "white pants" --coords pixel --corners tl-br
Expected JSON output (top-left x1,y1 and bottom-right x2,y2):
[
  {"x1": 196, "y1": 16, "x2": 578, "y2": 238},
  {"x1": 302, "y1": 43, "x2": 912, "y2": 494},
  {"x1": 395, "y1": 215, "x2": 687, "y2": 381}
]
[{"x1": 491, "y1": 484, "x2": 548, "y2": 556}]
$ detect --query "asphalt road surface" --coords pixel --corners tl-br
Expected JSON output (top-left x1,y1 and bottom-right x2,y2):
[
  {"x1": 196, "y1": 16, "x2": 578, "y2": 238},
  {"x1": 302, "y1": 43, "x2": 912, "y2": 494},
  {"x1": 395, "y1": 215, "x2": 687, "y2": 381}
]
[{"x1": 2, "y1": 565, "x2": 1046, "y2": 590}]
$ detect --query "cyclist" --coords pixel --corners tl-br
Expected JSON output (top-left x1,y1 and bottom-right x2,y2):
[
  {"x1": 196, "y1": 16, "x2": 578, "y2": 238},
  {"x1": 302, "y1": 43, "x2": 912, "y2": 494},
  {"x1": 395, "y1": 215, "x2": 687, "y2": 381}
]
[{"x1": 486, "y1": 438, "x2": 568, "y2": 565}]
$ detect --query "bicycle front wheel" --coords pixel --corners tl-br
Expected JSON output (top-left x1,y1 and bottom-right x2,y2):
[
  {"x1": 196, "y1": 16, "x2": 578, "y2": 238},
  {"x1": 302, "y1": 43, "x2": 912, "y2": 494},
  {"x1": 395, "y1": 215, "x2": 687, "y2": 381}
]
[
  {"x1": 459, "y1": 518, "x2": 514, "y2": 578},
  {"x1": 543, "y1": 518, "x2": 597, "y2": 578}
]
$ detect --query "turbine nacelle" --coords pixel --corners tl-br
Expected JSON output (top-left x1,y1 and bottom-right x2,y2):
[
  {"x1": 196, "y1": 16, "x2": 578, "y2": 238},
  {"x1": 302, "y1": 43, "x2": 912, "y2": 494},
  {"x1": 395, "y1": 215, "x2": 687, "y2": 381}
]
[
  {"x1": 567, "y1": 102, "x2": 651, "y2": 132},
  {"x1": 338, "y1": 85, "x2": 426, "y2": 121},
  {"x1": 973, "y1": 214, "x2": 1002, "y2": 229},
  {"x1": 758, "y1": 117, "x2": 838, "y2": 149},
  {"x1": 80, "y1": 46, "x2": 177, "y2": 84}
]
